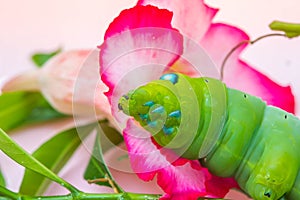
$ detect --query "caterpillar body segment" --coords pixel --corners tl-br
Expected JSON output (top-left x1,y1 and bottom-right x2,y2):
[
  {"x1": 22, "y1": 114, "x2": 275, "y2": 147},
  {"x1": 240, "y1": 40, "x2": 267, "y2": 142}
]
[
  {"x1": 118, "y1": 73, "x2": 300, "y2": 200},
  {"x1": 205, "y1": 88, "x2": 267, "y2": 177}
]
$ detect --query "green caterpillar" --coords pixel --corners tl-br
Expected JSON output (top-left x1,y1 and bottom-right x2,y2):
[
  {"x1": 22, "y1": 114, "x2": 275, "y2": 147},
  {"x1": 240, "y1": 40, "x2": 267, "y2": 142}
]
[{"x1": 118, "y1": 73, "x2": 300, "y2": 200}]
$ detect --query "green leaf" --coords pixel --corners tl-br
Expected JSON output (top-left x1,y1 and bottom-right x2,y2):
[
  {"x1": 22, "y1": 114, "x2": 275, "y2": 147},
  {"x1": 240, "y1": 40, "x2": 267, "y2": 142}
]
[
  {"x1": 0, "y1": 91, "x2": 65, "y2": 132},
  {"x1": 0, "y1": 169, "x2": 5, "y2": 187},
  {"x1": 0, "y1": 185, "x2": 19, "y2": 200},
  {"x1": 23, "y1": 95, "x2": 66, "y2": 125},
  {"x1": 84, "y1": 121, "x2": 123, "y2": 192},
  {"x1": 269, "y1": 20, "x2": 300, "y2": 38},
  {"x1": 0, "y1": 128, "x2": 79, "y2": 194},
  {"x1": 31, "y1": 48, "x2": 61, "y2": 67},
  {"x1": 0, "y1": 197, "x2": 13, "y2": 200},
  {"x1": 98, "y1": 120, "x2": 124, "y2": 153},
  {"x1": 19, "y1": 123, "x2": 95, "y2": 195},
  {"x1": 0, "y1": 92, "x2": 41, "y2": 131}
]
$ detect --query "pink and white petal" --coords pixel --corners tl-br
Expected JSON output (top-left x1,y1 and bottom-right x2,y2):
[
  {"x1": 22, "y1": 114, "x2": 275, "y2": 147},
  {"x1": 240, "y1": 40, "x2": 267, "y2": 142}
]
[
  {"x1": 104, "y1": 5, "x2": 174, "y2": 40},
  {"x1": 168, "y1": 23, "x2": 248, "y2": 78},
  {"x1": 168, "y1": 37, "x2": 223, "y2": 79},
  {"x1": 100, "y1": 5, "x2": 183, "y2": 99},
  {"x1": 100, "y1": 5, "x2": 183, "y2": 126},
  {"x1": 137, "y1": 0, "x2": 219, "y2": 79},
  {"x1": 200, "y1": 23, "x2": 295, "y2": 113},
  {"x1": 223, "y1": 59, "x2": 295, "y2": 113},
  {"x1": 200, "y1": 23, "x2": 250, "y2": 68},
  {"x1": 40, "y1": 50, "x2": 111, "y2": 117},
  {"x1": 124, "y1": 119, "x2": 236, "y2": 199},
  {"x1": 138, "y1": 0, "x2": 218, "y2": 42},
  {"x1": 3, "y1": 50, "x2": 112, "y2": 118},
  {"x1": 2, "y1": 70, "x2": 40, "y2": 92}
]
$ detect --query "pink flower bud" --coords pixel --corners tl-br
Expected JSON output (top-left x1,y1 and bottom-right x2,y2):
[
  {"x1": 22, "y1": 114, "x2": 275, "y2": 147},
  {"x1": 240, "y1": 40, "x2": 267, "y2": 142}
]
[{"x1": 2, "y1": 50, "x2": 111, "y2": 119}]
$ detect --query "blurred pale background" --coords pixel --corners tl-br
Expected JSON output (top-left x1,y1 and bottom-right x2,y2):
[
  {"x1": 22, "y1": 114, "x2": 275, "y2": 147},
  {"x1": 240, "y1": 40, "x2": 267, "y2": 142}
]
[
  {"x1": 0, "y1": 0, "x2": 300, "y2": 112},
  {"x1": 0, "y1": 0, "x2": 300, "y2": 199}
]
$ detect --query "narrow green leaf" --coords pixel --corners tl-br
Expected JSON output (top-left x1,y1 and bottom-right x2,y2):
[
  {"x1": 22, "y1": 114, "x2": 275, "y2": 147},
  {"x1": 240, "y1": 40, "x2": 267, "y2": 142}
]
[
  {"x1": 0, "y1": 92, "x2": 39, "y2": 131},
  {"x1": 0, "y1": 128, "x2": 79, "y2": 194},
  {"x1": 31, "y1": 48, "x2": 61, "y2": 67},
  {"x1": 23, "y1": 95, "x2": 66, "y2": 124},
  {"x1": 0, "y1": 185, "x2": 19, "y2": 200},
  {"x1": 84, "y1": 133, "x2": 111, "y2": 188},
  {"x1": 269, "y1": 20, "x2": 300, "y2": 38},
  {"x1": 0, "y1": 91, "x2": 65, "y2": 132},
  {"x1": 98, "y1": 120, "x2": 123, "y2": 153},
  {"x1": 0, "y1": 169, "x2": 5, "y2": 187},
  {"x1": 84, "y1": 122, "x2": 123, "y2": 192},
  {"x1": 19, "y1": 123, "x2": 95, "y2": 195}
]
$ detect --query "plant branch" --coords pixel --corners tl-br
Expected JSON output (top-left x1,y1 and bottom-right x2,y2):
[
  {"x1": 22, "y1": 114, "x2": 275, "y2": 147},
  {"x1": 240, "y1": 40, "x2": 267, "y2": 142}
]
[
  {"x1": 0, "y1": 186, "x2": 161, "y2": 200},
  {"x1": 220, "y1": 33, "x2": 287, "y2": 81},
  {"x1": 88, "y1": 174, "x2": 120, "y2": 193}
]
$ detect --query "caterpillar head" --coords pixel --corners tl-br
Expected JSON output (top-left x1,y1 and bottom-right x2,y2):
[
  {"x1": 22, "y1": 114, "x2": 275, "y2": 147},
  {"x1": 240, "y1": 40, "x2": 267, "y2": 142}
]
[
  {"x1": 118, "y1": 73, "x2": 189, "y2": 148},
  {"x1": 118, "y1": 72, "x2": 227, "y2": 159}
]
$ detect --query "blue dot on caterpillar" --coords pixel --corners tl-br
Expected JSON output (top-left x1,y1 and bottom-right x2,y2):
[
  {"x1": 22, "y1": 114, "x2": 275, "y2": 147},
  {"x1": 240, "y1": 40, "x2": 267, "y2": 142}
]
[
  {"x1": 142, "y1": 100, "x2": 181, "y2": 135},
  {"x1": 159, "y1": 73, "x2": 179, "y2": 84}
]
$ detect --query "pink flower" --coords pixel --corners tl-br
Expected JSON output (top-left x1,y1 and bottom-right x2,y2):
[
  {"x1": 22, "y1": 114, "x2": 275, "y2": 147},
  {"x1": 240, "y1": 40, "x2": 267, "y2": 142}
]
[
  {"x1": 100, "y1": 1, "x2": 295, "y2": 200},
  {"x1": 2, "y1": 50, "x2": 112, "y2": 120},
  {"x1": 138, "y1": 0, "x2": 294, "y2": 113}
]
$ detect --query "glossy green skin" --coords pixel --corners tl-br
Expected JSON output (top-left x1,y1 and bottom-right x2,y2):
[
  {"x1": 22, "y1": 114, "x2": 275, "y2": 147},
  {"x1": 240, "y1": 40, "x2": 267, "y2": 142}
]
[
  {"x1": 119, "y1": 73, "x2": 300, "y2": 200},
  {"x1": 206, "y1": 88, "x2": 300, "y2": 200},
  {"x1": 119, "y1": 73, "x2": 227, "y2": 156}
]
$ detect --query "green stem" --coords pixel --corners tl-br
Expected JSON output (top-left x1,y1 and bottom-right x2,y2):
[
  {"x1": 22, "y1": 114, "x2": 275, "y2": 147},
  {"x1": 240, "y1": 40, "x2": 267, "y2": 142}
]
[
  {"x1": 221, "y1": 20, "x2": 300, "y2": 80},
  {"x1": 0, "y1": 186, "x2": 20, "y2": 199},
  {"x1": 78, "y1": 192, "x2": 161, "y2": 200},
  {"x1": 0, "y1": 186, "x2": 161, "y2": 200},
  {"x1": 17, "y1": 193, "x2": 160, "y2": 200},
  {"x1": 57, "y1": 182, "x2": 81, "y2": 196},
  {"x1": 0, "y1": 187, "x2": 225, "y2": 200},
  {"x1": 220, "y1": 33, "x2": 286, "y2": 81}
]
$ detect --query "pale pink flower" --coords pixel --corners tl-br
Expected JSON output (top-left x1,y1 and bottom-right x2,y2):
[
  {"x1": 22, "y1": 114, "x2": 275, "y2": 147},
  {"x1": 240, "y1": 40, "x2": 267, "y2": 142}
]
[{"x1": 2, "y1": 50, "x2": 111, "y2": 119}]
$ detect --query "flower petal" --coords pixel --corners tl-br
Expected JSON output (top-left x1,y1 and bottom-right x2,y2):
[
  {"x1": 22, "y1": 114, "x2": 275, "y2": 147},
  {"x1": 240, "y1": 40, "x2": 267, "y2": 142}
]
[
  {"x1": 100, "y1": 5, "x2": 183, "y2": 98},
  {"x1": 137, "y1": 1, "x2": 220, "y2": 80},
  {"x1": 2, "y1": 70, "x2": 40, "y2": 92},
  {"x1": 200, "y1": 23, "x2": 250, "y2": 67},
  {"x1": 37, "y1": 50, "x2": 112, "y2": 117},
  {"x1": 200, "y1": 23, "x2": 295, "y2": 113},
  {"x1": 124, "y1": 119, "x2": 237, "y2": 199},
  {"x1": 100, "y1": 5, "x2": 183, "y2": 127},
  {"x1": 2, "y1": 50, "x2": 112, "y2": 117},
  {"x1": 104, "y1": 5, "x2": 173, "y2": 40},
  {"x1": 138, "y1": 0, "x2": 218, "y2": 42}
]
